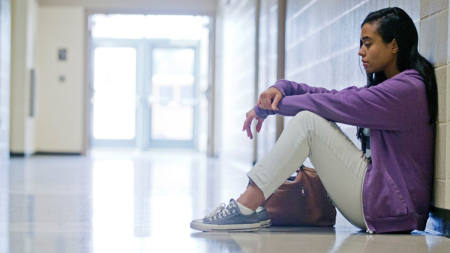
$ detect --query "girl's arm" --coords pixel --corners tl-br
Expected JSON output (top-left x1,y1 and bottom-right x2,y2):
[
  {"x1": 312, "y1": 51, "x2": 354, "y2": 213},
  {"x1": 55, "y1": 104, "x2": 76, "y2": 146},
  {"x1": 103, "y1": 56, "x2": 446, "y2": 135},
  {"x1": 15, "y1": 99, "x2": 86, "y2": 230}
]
[
  {"x1": 254, "y1": 77, "x2": 419, "y2": 132},
  {"x1": 272, "y1": 79, "x2": 344, "y2": 96}
]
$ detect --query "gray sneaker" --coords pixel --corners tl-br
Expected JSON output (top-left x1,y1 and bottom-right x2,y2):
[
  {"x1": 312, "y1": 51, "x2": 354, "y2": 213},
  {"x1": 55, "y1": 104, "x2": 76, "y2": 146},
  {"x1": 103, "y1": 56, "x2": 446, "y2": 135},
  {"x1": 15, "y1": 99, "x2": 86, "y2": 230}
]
[
  {"x1": 190, "y1": 199, "x2": 261, "y2": 232},
  {"x1": 256, "y1": 206, "x2": 272, "y2": 228}
]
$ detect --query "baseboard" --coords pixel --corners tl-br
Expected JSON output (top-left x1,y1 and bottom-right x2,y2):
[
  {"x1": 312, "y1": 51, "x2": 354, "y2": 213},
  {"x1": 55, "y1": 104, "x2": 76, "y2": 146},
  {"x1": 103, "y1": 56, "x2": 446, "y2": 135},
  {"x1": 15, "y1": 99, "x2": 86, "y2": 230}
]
[
  {"x1": 9, "y1": 151, "x2": 82, "y2": 157},
  {"x1": 34, "y1": 152, "x2": 82, "y2": 156},
  {"x1": 427, "y1": 206, "x2": 450, "y2": 238},
  {"x1": 9, "y1": 152, "x2": 25, "y2": 157}
]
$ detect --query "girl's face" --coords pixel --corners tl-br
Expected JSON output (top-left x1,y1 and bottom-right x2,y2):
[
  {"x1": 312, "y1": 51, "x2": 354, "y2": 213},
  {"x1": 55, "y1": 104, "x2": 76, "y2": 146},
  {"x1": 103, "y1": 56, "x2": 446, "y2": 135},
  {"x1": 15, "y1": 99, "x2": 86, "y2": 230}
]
[{"x1": 358, "y1": 23, "x2": 400, "y2": 79}]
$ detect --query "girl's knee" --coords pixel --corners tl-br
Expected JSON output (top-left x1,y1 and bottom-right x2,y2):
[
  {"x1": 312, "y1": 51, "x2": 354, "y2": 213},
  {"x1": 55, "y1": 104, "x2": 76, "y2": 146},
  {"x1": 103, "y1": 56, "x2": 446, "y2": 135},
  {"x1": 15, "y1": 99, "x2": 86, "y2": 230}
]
[{"x1": 293, "y1": 111, "x2": 319, "y2": 123}]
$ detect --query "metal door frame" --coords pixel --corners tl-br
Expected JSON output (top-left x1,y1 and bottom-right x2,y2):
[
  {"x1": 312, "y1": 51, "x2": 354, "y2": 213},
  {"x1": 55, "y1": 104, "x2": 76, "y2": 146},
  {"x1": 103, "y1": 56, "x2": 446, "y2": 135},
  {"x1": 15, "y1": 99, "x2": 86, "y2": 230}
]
[
  {"x1": 90, "y1": 38, "x2": 200, "y2": 149},
  {"x1": 90, "y1": 38, "x2": 143, "y2": 148}
]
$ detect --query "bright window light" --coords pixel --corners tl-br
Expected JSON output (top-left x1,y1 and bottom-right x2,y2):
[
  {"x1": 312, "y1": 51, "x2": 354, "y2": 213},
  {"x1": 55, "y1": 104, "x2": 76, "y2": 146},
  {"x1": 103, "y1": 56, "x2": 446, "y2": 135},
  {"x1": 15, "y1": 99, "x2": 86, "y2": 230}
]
[
  {"x1": 92, "y1": 47, "x2": 137, "y2": 140},
  {"x1": 91, "y1": 14, "x2": 209, "y2": 40}
]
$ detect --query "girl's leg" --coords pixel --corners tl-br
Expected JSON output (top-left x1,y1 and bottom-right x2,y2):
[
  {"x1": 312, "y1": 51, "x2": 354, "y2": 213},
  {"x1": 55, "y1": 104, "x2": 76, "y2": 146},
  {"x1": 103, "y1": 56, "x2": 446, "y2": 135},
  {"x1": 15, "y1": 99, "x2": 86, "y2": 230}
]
[
  {"x1": 236, "y1": 182, "x2": 265, "y2": 210},
  {"x1": 246, "y1": 111, "x2": 369, "y2": 229}
]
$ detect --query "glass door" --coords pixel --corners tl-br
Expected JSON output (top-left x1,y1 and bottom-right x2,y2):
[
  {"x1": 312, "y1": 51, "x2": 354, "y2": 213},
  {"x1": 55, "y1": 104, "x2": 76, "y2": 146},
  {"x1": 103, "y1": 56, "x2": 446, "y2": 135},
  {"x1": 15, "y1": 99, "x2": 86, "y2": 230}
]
[
  {"x1": 147, "y1": 44, "x2": 198, "y2": 148},
  {"x1": 91, "y1": 40, "x2": 139, "y2": 147}
]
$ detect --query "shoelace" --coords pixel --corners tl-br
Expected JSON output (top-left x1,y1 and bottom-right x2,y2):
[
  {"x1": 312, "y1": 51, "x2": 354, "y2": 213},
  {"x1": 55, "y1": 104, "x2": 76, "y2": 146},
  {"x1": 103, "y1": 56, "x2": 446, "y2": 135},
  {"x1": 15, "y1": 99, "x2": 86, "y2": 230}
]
[{"x1": 204, "y1": 202, "x2": 235, "y2": 220}]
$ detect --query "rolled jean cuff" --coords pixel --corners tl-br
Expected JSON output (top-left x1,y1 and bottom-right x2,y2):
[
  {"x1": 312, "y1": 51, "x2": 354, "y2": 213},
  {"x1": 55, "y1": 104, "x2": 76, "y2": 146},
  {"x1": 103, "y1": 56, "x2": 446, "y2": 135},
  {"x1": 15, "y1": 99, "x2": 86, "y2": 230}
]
[{"x1": 247, "y1": 170, "x2": 274, "y2": 200}]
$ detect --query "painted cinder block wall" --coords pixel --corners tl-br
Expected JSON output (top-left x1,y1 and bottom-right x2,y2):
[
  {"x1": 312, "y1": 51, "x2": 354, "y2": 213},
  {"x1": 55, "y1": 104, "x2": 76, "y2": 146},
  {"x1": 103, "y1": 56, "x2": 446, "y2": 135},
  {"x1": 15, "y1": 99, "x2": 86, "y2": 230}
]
[
  {"x1": 217, "y1": 0, "x2": 258, "y2": 168},
  {"x1": 420, "y1": 0, "x2": 450, "y2": 212},
  {"x1": 257, "y1": 0, "x2": 278, "y2": 160},
  {"x1": 216, "y1": 0, "x2": 284, "y2": 167}
]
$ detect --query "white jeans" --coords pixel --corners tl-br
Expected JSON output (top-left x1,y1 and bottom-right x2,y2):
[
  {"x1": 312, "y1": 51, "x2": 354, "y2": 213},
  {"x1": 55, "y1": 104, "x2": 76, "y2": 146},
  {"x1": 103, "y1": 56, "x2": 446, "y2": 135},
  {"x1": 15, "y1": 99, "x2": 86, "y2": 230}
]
[{"x1": 247, "y1": 111, "x2": 369, "y2": 229}]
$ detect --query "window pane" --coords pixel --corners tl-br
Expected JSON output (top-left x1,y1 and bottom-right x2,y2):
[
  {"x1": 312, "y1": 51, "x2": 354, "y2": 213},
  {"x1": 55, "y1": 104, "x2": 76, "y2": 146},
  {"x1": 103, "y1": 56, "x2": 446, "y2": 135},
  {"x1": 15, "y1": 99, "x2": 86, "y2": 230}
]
[
  {"x1": 151, "y1": 48, "x2": 195, "y2": 140},
  {"x1": 93, "y1": 47, "x2": 136, "y2": 140}
]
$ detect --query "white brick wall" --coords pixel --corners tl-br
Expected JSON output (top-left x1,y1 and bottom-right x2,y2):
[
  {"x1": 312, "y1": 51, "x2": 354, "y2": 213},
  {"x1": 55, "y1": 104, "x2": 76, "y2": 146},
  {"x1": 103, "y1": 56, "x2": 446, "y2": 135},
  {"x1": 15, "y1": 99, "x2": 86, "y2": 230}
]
[
  {"x1": 419, "y1": 0, "x2": 450, "y2": 209},
  {"x1": 285, "y1": 0, "x2": 371, "y2": 145},
  {"x1": 218, "y1": 0, "x2": 257, "y2": 169},
  {"x1": 257, "y1": 0, "x2": 278, "y2": 160}
]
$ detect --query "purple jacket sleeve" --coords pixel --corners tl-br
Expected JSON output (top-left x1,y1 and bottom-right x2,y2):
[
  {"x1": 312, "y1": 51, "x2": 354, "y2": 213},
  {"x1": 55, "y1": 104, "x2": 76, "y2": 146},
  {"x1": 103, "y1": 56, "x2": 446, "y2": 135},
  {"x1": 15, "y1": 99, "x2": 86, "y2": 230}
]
[
  {"x1": 254, "y1": 75, "x2": 420, "y2": 131},
  {"x1": 270, "y1": 79, "x2": 340, "y2": 95}
]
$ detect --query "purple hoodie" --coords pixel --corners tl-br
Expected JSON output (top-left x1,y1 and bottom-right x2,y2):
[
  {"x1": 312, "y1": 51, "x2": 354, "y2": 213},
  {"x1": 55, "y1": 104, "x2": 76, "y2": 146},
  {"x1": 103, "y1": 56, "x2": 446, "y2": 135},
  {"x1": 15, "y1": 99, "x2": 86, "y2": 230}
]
[{"x1": 254, "y1": 69, "x2": 435, "y2": 233}]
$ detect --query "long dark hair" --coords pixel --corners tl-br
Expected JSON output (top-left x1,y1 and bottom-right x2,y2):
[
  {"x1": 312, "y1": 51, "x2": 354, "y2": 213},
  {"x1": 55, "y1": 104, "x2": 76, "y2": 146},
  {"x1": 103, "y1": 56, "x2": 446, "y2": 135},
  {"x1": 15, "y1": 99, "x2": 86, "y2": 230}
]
[{"x1": 357, "y1": 7, "x2": 438, "y2": 142}]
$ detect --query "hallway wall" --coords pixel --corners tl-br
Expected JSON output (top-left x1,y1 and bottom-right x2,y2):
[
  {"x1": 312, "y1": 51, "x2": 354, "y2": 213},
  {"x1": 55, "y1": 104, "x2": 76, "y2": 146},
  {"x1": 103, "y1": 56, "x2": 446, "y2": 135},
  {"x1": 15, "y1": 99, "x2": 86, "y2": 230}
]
[
  {"x1": 10, "y1": 0, "x2": 38, "y2": 155},
  {"x1": 0, "y1": 0, "x2": 10, "y2": 251},
  {"x1": 420, "y1": 0, "x2": 450, "y2": 211},
  {"x1": 0, "y1": 0, "x2": 10, "y2": 159},
  {"x1": 216, "y1": 0, "x2": 258, "y2": 168},
  {"x1": 419, "y1": 0, "x2": 450, "y2": 235},
  {"x1": 35, "y1": 6, "x2": 85, "y2": 153},
  {"x1": 256, "y1": 0, "x2": 280, "y2": 160}
]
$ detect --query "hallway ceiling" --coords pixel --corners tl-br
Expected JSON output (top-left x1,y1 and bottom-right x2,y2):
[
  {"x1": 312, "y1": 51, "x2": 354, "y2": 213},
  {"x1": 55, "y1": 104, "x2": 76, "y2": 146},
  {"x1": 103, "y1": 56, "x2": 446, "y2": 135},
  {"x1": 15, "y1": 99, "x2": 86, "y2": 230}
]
[{"x1": 37, "y1": 0, "x2": 216, "y2": 14}]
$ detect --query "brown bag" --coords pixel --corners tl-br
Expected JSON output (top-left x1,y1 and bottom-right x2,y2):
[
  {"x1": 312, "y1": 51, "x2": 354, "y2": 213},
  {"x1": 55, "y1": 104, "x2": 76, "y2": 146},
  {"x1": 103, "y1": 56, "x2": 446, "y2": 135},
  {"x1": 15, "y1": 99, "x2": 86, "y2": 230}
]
[{"x1": 263, "y1": 165, "x2": 336, "y2": 226}]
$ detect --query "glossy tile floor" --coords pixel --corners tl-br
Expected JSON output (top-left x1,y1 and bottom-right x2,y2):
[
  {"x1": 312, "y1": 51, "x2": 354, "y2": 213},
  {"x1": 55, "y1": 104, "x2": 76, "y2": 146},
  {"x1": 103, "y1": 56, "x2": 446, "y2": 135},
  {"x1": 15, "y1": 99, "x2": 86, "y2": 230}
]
[{"x1": 1, "y1": 149, "x2": 450, "y2": 253}]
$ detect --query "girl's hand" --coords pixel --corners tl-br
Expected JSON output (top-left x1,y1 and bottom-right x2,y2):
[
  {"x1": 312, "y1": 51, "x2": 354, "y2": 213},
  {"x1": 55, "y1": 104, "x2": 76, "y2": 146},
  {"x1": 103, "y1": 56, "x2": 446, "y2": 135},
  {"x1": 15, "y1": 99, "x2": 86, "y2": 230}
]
[
  {"x1": 257, "y1": 87, "x2": 283, "y2": 110},
  {"x1": 242, "y1": 108, "x2": 265, "y2": 139}
]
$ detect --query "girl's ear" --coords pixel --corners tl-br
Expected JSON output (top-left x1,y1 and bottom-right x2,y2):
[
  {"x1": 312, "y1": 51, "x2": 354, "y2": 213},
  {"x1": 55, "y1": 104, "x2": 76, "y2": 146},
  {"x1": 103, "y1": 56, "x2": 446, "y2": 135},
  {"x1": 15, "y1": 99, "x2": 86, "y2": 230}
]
[{"x1": 391, "y1": 39, "x2": 399, "y2": 53}]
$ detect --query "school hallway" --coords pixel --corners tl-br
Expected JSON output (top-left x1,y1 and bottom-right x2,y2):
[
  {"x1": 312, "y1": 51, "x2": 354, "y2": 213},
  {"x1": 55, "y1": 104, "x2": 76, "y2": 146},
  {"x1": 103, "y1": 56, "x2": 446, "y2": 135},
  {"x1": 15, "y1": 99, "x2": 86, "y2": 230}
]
[{"x1": 1, "y1": 150, "x2": 449, "y2": 253}]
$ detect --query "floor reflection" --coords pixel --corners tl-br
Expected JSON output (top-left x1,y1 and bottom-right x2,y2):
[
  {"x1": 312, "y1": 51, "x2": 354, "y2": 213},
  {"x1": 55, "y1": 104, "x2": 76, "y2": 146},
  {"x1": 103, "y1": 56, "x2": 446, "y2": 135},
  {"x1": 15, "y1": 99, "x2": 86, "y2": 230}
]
[
  {"x1": 7, "y1": 156, "x2": 94, "y2": 253},
  {"x1": 191, "y1": 228, "x2": 450, "y2": 253},
  {"x1": 93, "y1": 160, "x2": 134, "y2": 252},
  {"x1": 0, "y1": 159, "x2": 9, "y2": 253},
  {"x1": 2, "y1": 150, "x2": 450, "y2": 253}
]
